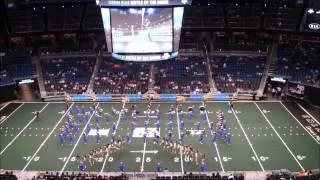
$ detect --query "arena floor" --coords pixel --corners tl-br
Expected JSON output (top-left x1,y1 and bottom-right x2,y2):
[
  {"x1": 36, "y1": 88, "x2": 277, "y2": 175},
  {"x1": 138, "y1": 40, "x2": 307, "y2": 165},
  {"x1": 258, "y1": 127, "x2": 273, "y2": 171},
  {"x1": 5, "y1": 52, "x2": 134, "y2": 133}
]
[{"x1": 0, "y1": 101, "x2": 319, "y2": 173}]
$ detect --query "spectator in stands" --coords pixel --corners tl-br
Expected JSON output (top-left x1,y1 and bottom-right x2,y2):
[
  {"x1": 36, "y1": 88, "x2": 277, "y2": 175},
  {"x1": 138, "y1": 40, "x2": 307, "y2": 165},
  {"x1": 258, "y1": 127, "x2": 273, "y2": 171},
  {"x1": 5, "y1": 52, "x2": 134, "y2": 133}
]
[{"x1": 228, "y1": 174, "x2": 235, "y2": 180}]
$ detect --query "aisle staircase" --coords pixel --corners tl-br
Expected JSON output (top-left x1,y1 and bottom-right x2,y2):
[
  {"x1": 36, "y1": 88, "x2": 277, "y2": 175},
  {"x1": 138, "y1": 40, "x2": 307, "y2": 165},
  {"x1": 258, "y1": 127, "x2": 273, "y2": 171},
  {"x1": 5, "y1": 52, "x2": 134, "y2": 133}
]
[
  {"x1": 33, "y1": 56, "x2": 46, "y2": 97},
  {"x1": 87, "y1": 52, "x2": 102, "y2": 94},
  {"x1": 256, "y1": 43, "x2": 278, "y2": 98}
]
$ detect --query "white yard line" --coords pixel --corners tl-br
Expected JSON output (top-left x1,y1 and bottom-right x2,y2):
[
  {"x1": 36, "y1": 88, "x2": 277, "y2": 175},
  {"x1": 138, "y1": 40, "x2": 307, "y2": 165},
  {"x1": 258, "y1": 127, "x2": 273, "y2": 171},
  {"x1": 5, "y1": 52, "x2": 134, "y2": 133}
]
[
  {"x1": 202, "y1": 102, "x2": 225, "y2": 172},
  {"x1": 100, "y1": 102, "x2": 126, "y2": 173},
  {"x1": 140, "y1": 139, "x2": 147, "y2": 172},
  {"x1": 296, "y1": 103, "x2": 320, "y2": 125},
  {"x1": 229, "y1": 102, "x2": 265, "y2": 171},
  {"x1": 60, "y1": 103, "x2": 100, "y2": 173},
  {"x1": 22, "y1": 103, "x2": 75, "y2": 171},
  {"x1": 0, "y1": 103, "x2": 25, "y2": 125},
  {"x1": 280, "y1": 102, "x2": 320, "y2": 144},
  {"x1": 176, "y1": 106, "x2": 184, "y2": 174},
  {"x1": 255, "y1": 102, "x2": 305, "y2": 171},
  {"x1": 0, "y1": 102, "x2": 10, "y2": 111},
  {"x1": 0, "y1": 103, "x2": 49, "y2": 155}
]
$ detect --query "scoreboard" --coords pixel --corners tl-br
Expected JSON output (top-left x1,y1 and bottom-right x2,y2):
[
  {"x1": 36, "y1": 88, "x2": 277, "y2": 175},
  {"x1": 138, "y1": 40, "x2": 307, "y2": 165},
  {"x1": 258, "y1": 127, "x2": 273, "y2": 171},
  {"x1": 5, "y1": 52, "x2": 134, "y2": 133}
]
[{"x1": 99, "y1": 0, "x2": 191, "y2": 61}]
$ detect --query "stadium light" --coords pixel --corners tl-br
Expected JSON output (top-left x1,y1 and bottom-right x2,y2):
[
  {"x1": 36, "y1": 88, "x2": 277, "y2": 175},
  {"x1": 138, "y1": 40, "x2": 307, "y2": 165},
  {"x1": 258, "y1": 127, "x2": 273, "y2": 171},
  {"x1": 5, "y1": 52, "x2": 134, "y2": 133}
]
[
  {"x1": 308, "y1": 9, "x2": 314, "y2": 14},
  {"x1": 316, "y1": 10, "x2": 320, "y2": 14}
]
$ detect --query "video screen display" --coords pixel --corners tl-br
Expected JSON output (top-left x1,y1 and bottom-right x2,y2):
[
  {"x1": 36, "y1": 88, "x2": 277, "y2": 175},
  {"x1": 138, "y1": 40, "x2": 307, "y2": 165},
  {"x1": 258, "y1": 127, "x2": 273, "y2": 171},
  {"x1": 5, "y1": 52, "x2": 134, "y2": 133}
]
[{"x1": 110, "y1": 8, "x2": 173, "y2": 53}]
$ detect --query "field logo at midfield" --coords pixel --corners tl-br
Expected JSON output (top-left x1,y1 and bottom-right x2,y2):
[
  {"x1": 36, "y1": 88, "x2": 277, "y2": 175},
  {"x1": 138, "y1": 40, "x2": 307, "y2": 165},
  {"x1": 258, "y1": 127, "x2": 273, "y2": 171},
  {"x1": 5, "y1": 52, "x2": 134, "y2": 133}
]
[
  {"x1": 88, "y1": 129, "x2": 110, "y2": 136},
  {"x1": 132, "y1": 128, "x2": 160, "y2": 138}
]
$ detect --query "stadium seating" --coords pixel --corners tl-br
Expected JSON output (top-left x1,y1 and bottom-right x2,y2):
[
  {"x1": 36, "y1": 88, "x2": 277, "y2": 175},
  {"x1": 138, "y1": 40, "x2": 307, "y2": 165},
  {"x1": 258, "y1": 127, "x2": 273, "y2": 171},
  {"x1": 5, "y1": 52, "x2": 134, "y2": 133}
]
[
  {"x1": 93, "y1": 57, "x2": 150, "y2": 94},
  {"x1": 183, "y1": 5, "x2": 225, "y2": 28},
  {"x1": 264, "y1": 4, "x2": 302, "y2": 31},
  {"x1": 82, "y1": 4, "x2": 104, "y2": 30},
  {"x1": 211, "y1": 56, "x2": 266, "y2": 93},
  {"x1": 213, "y1": 33, "x2": 269, "y2": 52},
  {"x1": 154, "y1": 56, "x2": 210, "y2": 94},
  {"x1": 226, "y1": 3, "x2": 262, "y2": 29},
  {"x1": 47, "y1": 5, "x2": 84, "y2": 31},
  {"x1": 7, "y1": 8, "x2": 45, "y2": 33},
  {"x1": 0, "y1": 52, "x2": 35, "y2": 86},
  {"x1": 275, "y1": 41, "x2": 320, "y2": 87},
  {"x1": 42, "y1": 56, "x2": 96, "y2": 94}
]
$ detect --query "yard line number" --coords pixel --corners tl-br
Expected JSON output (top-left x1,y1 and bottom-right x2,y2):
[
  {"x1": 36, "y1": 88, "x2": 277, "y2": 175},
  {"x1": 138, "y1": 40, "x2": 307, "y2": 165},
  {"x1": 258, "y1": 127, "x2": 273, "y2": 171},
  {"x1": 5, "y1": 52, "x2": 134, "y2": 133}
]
[{"x1": 252, "y1": 156, "x2": 270, "y2": 162}]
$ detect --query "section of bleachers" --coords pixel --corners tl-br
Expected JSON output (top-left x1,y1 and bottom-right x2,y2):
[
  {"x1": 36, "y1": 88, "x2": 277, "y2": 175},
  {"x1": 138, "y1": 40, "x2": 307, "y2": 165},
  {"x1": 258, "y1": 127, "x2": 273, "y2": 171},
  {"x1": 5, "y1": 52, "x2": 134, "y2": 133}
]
[
  {"x1": 7, "y1": 8, "x2": 45, "y2": 33},
  {"x1": 264, "y1": 4, "x2": 302, "y2": 31},
  {"x1": 93, "y1": 57, "x2": 149, "y2": 94},
  {"x1": 154, "y1": 56, "x2": 210, "y2": 94},
  {"x1": 42, "y1": 56, "x2": 96, "y2": 94},
  {"x1": 0, "y1": 52, "x2": 34, "y2": 86},
  {"x1": 275, "y1": 41, "x2": 320, "y2": 87},
  {"x1": 183, "y1": 5, "x2": 225, "y2": 28},
  {"x1": 47, "y1": 5, "x2": 83, "y2": 31},
  {"x1": 226, "y1": 3, "x2": 262, "y2": 29},
  {"x1": 82, "y1": 4, "x2": 103, "y2": 30},
  {"x1": 211, "y1": 56, "x2": 266, "y2": 93}
]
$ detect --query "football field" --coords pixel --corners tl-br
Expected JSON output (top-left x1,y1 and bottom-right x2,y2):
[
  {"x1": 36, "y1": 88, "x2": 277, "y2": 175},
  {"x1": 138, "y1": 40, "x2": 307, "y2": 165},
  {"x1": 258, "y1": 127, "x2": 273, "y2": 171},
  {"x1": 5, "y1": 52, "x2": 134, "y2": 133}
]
[{"x1": 0, "y1": 101, "x2": 319, "y2": 174}]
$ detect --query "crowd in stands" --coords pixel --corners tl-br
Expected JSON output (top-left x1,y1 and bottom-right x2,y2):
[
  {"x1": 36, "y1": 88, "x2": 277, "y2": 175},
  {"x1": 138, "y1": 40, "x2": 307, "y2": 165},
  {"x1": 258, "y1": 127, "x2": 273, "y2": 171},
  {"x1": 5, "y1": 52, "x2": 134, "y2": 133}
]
[
  {"x1": 29, "y1": 171, "x2": 128, "y2": 180},
  {"x1": 154, "y1": 56, "x2": 210, "y2": 94},
  {"x1": 211, "y1": 56, "x2": 266, "y2": 93},
  {"x1": 0, "y1": 171, "x2": 17, "y2": 180},
  {"x1": 155, "y1": 172, "x2": 244, "y2": 180},
  {"x1": 275, "y1": 41, "x2": 320, "y2": 87},
  {"x1": 0, "y1": 52, "x2": 35, "y2": 86},
  {"x1": 93, "y1": 57, "x2": 149, "y2": 94},
  {"x1": 42, "y1": 56, "x2": 96, "y2": 94}
]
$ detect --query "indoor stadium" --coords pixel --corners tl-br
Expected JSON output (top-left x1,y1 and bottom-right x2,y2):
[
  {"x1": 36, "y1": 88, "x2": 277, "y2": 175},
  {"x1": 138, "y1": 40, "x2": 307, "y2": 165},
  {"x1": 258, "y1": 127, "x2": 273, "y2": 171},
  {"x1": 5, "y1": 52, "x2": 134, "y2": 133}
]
[{"x1": 0, "y1": 0, "x2": 319, "y2": 180}]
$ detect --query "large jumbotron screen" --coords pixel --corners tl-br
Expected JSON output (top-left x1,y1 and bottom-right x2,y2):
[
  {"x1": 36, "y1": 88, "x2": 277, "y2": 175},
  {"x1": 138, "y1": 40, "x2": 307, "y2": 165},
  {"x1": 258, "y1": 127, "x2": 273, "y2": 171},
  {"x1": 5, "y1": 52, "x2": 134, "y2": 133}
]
[
  {"x1": 111, "y1": 8, "x2": 172, "y2": 53},
  {"x1": 101, "y1": 7, "x2": 184, "y2": 56}
]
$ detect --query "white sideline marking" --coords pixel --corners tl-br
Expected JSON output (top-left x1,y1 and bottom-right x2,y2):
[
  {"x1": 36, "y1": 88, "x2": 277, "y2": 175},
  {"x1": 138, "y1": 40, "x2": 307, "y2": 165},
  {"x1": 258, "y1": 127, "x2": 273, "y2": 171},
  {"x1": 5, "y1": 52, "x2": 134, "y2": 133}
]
[
  {"x1": 202, "y1": 102, "x2": 224, "y2": 172},
  {"x1": 297, "y1": 103, "x2": 320, "y2": 125},
  {"x1": 0, "y1": 103, "x2": 49, "y2": 155},
  {"x1": 60, "y1": 103, "x2": 100, "y2": 173},
  {"x1": 22, "y1": 103, "x2": 75, "y2": 171},
  {"x1": 280, "y1": 102, "x2": 320, "y2": 144},
  {"x1": 255, "y1": 102, "x2": 305, "y2": 171},
  {"x1": 0, "y1": 103, "x2": 25, "y2": 125},
  {"x1": 100, "y1": 102, "x2": 126, "y2": 173},
  {"x1": 0, "y1": 102, "x2": 9, "y2": 111},
  {"x1": 176, "y1": 106, "x2": 184, "y2": 174},
  {"x1": 229, "y1": 102, "x2": 265, "y2": 171}
]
